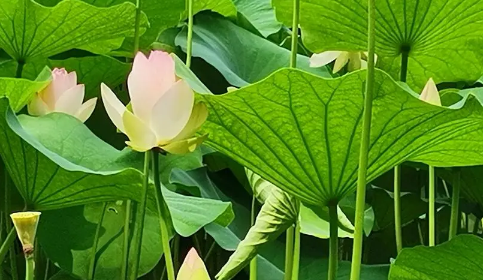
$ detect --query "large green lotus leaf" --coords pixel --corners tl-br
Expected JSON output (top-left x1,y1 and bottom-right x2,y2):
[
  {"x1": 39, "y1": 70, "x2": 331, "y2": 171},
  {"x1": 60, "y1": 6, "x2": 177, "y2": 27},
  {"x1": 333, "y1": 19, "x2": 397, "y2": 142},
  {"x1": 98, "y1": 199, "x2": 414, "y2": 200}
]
[
  {"x1": 39, "y1": 201, "x2": 162, "y2": 279},
  {"x1": 234, "y1": 0, "x2": 281, "y2": 37},
  {"x1": 176, "y1": 15, "x2": 331, "y2": 87},
  {"x1": 198, "y1": 68, "x2": 483, "y2": 206},
  {"x1": 0, "y1": 101, "x2": 144, "y2": 209},
  {"x1": 0, "y1": 0, "x2": 148, "y2": 60},
  {"x1": 0, "y1": 66, "x2": 50, "y2": 111},
  {"x1": 39, "y1": 186, "x2": 231, "y2": 279},
  {"x1": 272, "y1": 0, "x2": 483, "y2": 90},
  {"x1": 389, "y1": 234, "x2": 483, "y2": 279}
]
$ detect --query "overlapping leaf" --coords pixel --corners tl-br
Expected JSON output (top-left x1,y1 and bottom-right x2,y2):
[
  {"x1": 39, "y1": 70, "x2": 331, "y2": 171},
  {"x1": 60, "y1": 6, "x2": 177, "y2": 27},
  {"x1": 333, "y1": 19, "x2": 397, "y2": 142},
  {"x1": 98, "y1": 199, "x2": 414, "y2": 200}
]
[
  {"x1": 0, "y1": 0, "x2": 148, "y2": 60},
  {"x1": 176, "y1": 15, "x2": 330, "y2": 87},
  {"x1": 389, "y1": 235, "x2": 483, "y2": 279},
  {"x1": 0, "y1": 101, "x2": 144, "y2": 209},
  {"x1": 0, "y1": 66, "x2": 50, "y2": 111},
  {"x1": 199, "y1": 68, "x2": 483, "y2": 206},
  {"x1": 272, "y1": 0, "x2": 483, "y2": 90}
]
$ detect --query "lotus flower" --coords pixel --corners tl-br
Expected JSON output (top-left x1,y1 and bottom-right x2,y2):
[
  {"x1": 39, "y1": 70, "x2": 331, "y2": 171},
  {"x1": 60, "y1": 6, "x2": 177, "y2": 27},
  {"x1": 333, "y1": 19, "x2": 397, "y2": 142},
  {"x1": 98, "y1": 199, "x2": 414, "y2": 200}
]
[
  {"x1": 27, "y1": 68, "x2": 97, "y2": 122},
  {"x1": 419, "y1": 78, "x2": 441, "y2": 106},
  {"x1": 310, "y1": 51, "x2": 377, "y2": 73},
  {"x1": 101, "y1": 51, "x2": 208, "y2": 153},
  {"x1": 177, "y1": 248, "x2": 210, "y2": 280}
]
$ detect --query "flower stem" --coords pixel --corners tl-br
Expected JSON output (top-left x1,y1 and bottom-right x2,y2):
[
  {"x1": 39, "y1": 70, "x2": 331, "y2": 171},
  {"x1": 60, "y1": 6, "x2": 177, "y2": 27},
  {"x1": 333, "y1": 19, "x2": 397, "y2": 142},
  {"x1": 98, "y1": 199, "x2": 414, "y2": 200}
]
[
  {"x1": 88, "y1": 203, "x2": 107, "y2": 280},
  {"x1": 121, "y1": 200, "x2": 132, "y2": 280},
  {"x1": 394, "y1": 165, "x2": 403, "y2": 254},
  {"x1": 290, "y1": 0, "x2": 300, "y2": 68},
  {"x1": 284, "y1": 226, "x2": 295, "y2": 280},
  {"x1": 185, "y1": 0, "x2": 194, "y2": 68},
  {"x1": 25, "y1": 255, "x2": 34, "y2": 280},
  {"x1": 132, "y1": 0, "x2": 142, "y2": 53},
  {"x1": 429, "y1": 166, "x2": 436, "y2": 246},
  {"x1": 130, "y1": 151, "x2": 151, "y2": 279},
  {"x1": 4, "y1": 170, "x2": 18, "y2": 280},
  {"x1": 291, "y1": 221, "x2": 301, "y2": 280},
  {"x1": 350, "y1": 0, "x2": 376, "y2": 278},
  {"x1": 449, "y1": 168, "x2": 461, "y2": 240},
  {"x1": 394, "y1": 48, "x2": 409, "y2": 255},
  {"x1": 152, "y1": 152, "x2": 175, "y2": 280},
  {"x1": 328, "y1": 203, "x2": 339, "y2": 280},
  {"x1": 250, "y1": 195, "x2": 257, "y2": 280},
  {"x1": 0, "y1": 228, "x2": 15, "y2": 263}
]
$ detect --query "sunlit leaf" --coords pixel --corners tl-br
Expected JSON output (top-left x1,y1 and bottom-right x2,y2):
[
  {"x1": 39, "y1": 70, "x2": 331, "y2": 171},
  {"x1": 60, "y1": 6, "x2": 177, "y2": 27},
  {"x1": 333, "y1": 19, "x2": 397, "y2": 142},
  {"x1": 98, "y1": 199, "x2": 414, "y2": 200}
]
[
  {"x1": 199, "y1": 68, "x2": 483, "y2": 206},
  {"x1": 272, "y1": 0, "x2": 483, "y2": 90},
  {"x1": 389, "y1": 235, "x2": 483, "y2": 279},
  {"x1": 0, "y1": 0, "x2": 148, "y2": 60}
]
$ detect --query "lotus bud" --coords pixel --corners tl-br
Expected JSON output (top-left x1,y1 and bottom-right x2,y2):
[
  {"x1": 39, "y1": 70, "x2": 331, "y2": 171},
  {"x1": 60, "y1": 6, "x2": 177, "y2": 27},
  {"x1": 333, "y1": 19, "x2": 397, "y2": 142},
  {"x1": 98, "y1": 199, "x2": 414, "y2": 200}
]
[
  {"x1": 420, "y1": 78, "x2": 441, "y2": 106},
  {"x1": 28, "y1": 68, "x2": 97, "y2": 123},
  {"x1": 177, "y1": 248, "x2": 210, "y2": 280},
  {"x1": 101, "y1": 51, "x2": 208, "y2": 153},
  {"x1": 310, "y1": 51, "x2": 377, "y2": 73},
  {"x1": 10, "y1": 212, "x2": 41, "y2": 256}
]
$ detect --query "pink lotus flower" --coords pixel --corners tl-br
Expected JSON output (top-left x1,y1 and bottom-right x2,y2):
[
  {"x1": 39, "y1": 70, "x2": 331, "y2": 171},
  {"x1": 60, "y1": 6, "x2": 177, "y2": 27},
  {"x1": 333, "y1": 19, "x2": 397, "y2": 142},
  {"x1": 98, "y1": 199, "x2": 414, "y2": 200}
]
[
  {"x1": 177, "y1": 248, "x2": 210, "y2": 280},
  {"x1": 101, "y1": 51, "x2": 208, "y2": 153},
  {"x1": 27, "y1": 68, "x2": 97, "y2": 123},
  {"x1": 420, "y1": 78, "x2": 441, "y2": 106}
]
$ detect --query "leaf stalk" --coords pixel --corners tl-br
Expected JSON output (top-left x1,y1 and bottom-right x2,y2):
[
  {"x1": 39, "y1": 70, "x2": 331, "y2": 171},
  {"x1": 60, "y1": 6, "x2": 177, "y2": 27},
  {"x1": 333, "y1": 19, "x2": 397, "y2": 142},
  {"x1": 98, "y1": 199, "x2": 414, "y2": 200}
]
[{"x1": 349, "y1": 0, "x2": 376, "y2": 278}]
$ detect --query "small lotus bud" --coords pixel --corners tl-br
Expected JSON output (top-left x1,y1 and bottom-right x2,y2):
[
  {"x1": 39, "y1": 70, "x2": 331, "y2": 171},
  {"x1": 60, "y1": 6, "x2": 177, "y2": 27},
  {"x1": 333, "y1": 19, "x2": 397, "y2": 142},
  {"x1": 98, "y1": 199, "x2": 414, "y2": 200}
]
[{"x1": 10, "y1": 212, "x2": 41, "y2": 255}]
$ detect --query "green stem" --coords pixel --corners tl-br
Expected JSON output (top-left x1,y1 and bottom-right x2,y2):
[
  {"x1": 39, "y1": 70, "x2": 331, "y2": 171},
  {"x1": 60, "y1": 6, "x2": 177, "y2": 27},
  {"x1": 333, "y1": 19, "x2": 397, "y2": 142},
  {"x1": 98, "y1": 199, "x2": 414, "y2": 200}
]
[
  {"x1": 4, "y1": 171, "x2": 18, "y2": 280},
  {"x1": 350, "y1": 0, "x2": 376, "y2": 278},
  {"x1": 0, "y1": 228, "x2": 15, "y2": 263},
  {"x1": 250, "y1": 195, "x2": 257, "y2": 280},
  {"x1": 121, "y1": 200, "x2": 132, "y2": 280},
  {"x1": 449, "y1": 168, "x2": 460, "y2": 240},
  {"x1": 203, "y1": 241, "x2": 216, "y2": 263},
  {"x1": 16, "y1": 60, "x2": 24, "y2": 78},
  {"x1": 152, "y1": 152, "x2": 175, "y2": 280},
  {"x1": 185, "y1": 0, "x2": 194, "y2": 68},
  {"x1": 43, "y1": 259, "x2": 49, "y2": 280},
  {"x1": 472, "y1": 217, "x2": 480, "y2": 234},
  {"x1": 291, "y1": 221, "x2": 301, "y2": 280},
  {"x1": 25, "y1": 255, "x2": 34, "y2": 280},
  {"x1": 130, "y1": 151, "x2": 151, "y2": 279},
  {"x1": 394, "y1": 49, "x2": 409, "y2": 255},
  {"x1": 394, "y1": 165, "x2": 403, "y2": 254},
  {"x1": 399, "y1": 49, "x2": 409, "y2": 82},
  {"x1": 284, "y1": 227, "x2": 295, "y2": 280},
  {"x1": 173, "y1": 235, "x2": 180, "y2": 273},
  {"x1": 429, "y1": 166, "x2": 436, "y2": 246},
  {"x1": 328, "y1": 204, "x2": 339, "y2": 280},
  {"x1": 290, "y1": 0, "x2": 300, "y2": 68},
  {"x1": 132, "y1": 0, "x2": 142, "y2": 54},
  {"x1": 88, "y1": 203, "x2": 107, "y2": 280}
]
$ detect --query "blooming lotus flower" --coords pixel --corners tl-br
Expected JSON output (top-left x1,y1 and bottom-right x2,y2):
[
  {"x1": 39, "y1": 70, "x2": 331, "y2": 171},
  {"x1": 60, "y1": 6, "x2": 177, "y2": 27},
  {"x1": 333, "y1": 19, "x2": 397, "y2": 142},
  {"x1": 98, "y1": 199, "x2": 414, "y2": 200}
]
[
  {"x1": 177, "y1": 248, "x2": 210, "y2": 280},
  {"x1": 28, "y1": 68, "x2": 97, "y2": 123},
  {"x1": 10, "y1": 212, "x2": 41, "y2": 253},
  {"x1": 310, "y1": 51, "x2": 377, "y2": 73},
  {"x1": 420, "y1": 78, "x2": 441, "y2": 106},
  {"x1": 101, "y1": 51, "x2": 208, "y2": 153}
]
